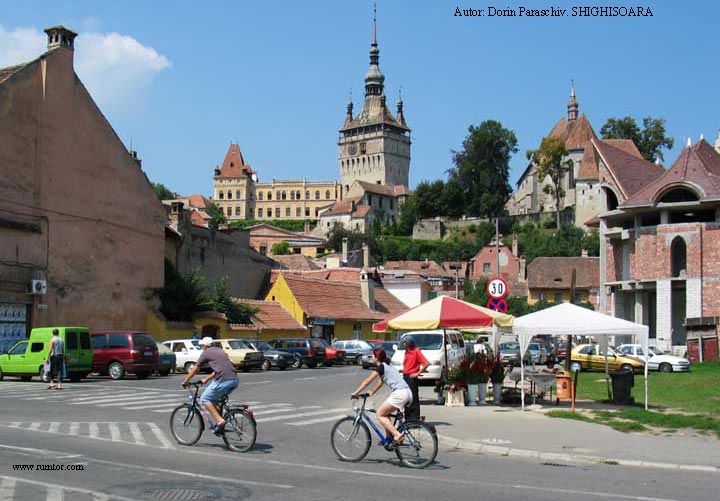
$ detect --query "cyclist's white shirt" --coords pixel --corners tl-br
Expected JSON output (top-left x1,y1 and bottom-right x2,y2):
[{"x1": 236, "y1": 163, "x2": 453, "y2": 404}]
[{"x1": 377, "y1": 362, "x2": 409, "y2": 392}]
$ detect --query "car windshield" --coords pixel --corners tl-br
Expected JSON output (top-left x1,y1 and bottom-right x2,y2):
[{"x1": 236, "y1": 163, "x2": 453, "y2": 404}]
[
  {"x1": 648, "y1": 347, "x2": 660, "y2": 357},
  {"x1": 528, "y1": 343, "x2": 540, "y2": 350},
  {"x1": 132, "y1": 334, "x2": 155, "y2": 350},
  {"x1": 401, "y1": 334, "x2": 443, "y2": 350},
  {"x1": 499, "y1": 342, "x2": 519, "y2": 351},
  {"x1": 156, "y1": 343, "x2": 171, "y2": 354},
  {"x1": 309, "y1": 339, "x2": 326, "y2": 348},
  {"x1": 227, "y1": 340, "x2": 250, "y2": 350},
  {"x1": 255, "y1": 342, "x2": 272, "y2": 351}
]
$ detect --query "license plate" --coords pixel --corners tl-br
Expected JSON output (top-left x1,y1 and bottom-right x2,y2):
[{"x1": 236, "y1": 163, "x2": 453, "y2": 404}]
[{"x1": 144, "y1": 351, "x2": 152, "y2": 356}]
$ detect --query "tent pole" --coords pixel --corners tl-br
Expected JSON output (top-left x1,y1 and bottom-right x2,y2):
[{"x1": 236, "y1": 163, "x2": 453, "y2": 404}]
[{"x1": 520, "y1": 350, "x2": 525, "y2": 411}]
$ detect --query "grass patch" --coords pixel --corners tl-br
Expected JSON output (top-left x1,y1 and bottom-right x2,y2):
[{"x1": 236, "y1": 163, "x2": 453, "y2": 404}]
[
  {"x1": 604, "y1": 421, "x2": 648, "y2": 433},
  {"x1": 545, "y1": 410, "x2": 594, "y2": 423}
]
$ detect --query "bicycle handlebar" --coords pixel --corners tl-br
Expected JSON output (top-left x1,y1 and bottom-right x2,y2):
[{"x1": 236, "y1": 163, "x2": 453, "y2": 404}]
[
  {"x1": 351, "y1": 393, "x2": 370, "y2": 399},
  {"x1": 183, "y1": 380, "x2": 204, "y2": 388}
]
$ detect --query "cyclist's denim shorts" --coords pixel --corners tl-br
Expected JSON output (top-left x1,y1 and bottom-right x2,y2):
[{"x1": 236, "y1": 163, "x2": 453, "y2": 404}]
[{"x1": 200, "y1": 378, "x2": 239, "y2": 404}]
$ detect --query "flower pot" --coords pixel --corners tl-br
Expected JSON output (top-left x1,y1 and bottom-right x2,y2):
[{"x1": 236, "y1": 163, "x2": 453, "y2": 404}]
[
  {"x1": 478, "y1": 383, "x2": 488, "y2": 405},
  {"x1": 436, "y1": 391, "x2": 445, "y2": 405},
  {"x1": 467, "y1": 384, "x2": 479, "y2": 406},
  {"x1": 492, "y1": 383, "x2": 503, "y2": 404}
]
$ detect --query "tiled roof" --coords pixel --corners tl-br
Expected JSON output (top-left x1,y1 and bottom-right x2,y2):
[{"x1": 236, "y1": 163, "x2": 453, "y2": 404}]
[
  {"x1": 189, "y1": 209, "x2": 209, "y2": 228},
  {"x1": 0, "y1": 61, "x2": 31, "y2": 85},
  {"x1": 577, "y1": 141, "x2": 600, "y2": 180},
  {"x1": 593, "y1": 138, "x2": 665, "y2": 199},
  {"x1": 271, "y1": 254, "x2": 322, "y2": 271},
  {"x1": 281, "y1": 275, "x2": 407, "y2": 321},
  {"x1": 340, "y1": 94, "x2": 410, "y2": 132},
  {"x1": 217, "y1": 143, "x2": 254, "y2": 178},
  {"x1": 603, "y1": 139, "x2": 643, "y2": 158},
  {"x1": 442, "y1": 261, "x2": 468, "y2": 277},
  {"x1": 231, "y1": 300, "x2": 305, "y2": 331},
  {"x1": 187, "y1": 194, "x2": 211, "y2": 208},
  {"x1": 321, "y1": 198, "x2": 371, "y2": 218},
  {"x1": 383, "y1": 260, "x2": 451, "y2": 278},
  {"x1": 528, "y1": 257, "x2": 599, "y2": 290},
  {"x1": 621, "y1": 140, "x2": 720, "y2": 206},
  {"x1": 565, "y1": 115, "x2": 597, "y2": 150},
  {"x1": 355, "y1": 181, "x2": 411, "y2": 197},
  {"x1": 247, "y1": 224, "x2": 324, "y2": 243}
]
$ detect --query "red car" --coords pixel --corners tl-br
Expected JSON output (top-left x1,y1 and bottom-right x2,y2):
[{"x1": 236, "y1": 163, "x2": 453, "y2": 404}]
[
  {"x1": 91, "y1": 331, "x2": 159, "y2": 380},
  {"x1": 319, "y1": 340, "x2": 346, "y2": 366}
]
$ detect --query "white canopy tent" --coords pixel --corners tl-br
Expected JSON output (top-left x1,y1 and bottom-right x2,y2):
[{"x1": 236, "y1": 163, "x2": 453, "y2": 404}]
[{"x1": 512, "y1": 303, "x2": 649, "y2": 410}]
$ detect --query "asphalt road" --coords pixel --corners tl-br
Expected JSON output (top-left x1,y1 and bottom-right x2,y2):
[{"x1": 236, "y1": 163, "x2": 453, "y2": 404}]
[{"x1": 0, "y1": 364, "x2": 716, "y2": 500}]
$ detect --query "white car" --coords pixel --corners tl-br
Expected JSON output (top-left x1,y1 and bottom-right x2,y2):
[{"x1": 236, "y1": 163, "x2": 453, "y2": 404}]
[
  {"x1": 162, "y1": 339, "x2": 203, "y2": 372},
  {"x1": 616, "y1": 344, "x2": 690, "y2": 373},
  {"x1": 390, "y1": 330, "x2": 466, "y2": 383}
]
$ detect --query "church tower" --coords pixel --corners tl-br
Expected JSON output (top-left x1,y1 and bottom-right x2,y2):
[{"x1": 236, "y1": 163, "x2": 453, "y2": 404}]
[{"x1": 338, "y1": 7, "x2": 411, "y2": 194}]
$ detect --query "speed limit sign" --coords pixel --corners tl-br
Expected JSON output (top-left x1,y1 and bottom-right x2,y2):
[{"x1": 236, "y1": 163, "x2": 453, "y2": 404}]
[{"x1": 486, "y1": 277, "x2": 509, "y2": 299}]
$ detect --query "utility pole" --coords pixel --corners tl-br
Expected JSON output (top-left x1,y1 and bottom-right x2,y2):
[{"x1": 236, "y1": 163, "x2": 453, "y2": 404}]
[
  {"x1": 495, "y1": 217, "x2": 500, "y2": 276},
  {"x1": 565, "y1": 268, "x2": 577, "y2": 372}
]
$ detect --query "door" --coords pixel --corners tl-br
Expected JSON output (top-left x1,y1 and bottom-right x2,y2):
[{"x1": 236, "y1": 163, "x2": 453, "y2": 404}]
[
  {"x1": 171, "y1": 342, "x2": 189, "y2": 367},
  {"x1": 91, "y1": 335, "x2": 108, "y2": 371},
  {"x1": 575, "y1": 345, "x2": 595, "y2": 370},
  {"x1": 106, "y1": 333, "x2": 131, "y2": 369},
  {"x1": 26, "y1": 341, "x2": 47, "y2": 374},
  {"x1": 4, "y1": 341, "x2": 29, "y2": 373},
  {"x1": 65, "y1": 331, "x2": 80, "y2": 372}
]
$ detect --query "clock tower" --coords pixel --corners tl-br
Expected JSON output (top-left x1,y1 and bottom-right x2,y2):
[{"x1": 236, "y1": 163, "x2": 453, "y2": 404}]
[{"x1": 338, "y1": 8, "x2": 410, "y2": 195}]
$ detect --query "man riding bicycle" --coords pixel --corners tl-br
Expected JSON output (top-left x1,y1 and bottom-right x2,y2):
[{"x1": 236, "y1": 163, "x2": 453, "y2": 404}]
[{"x1": 181, "y1": 336, "x2": 239, "y2": 435}]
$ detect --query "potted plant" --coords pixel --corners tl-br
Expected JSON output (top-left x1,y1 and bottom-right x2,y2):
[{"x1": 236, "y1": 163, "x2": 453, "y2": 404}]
[
  {"x1": 444, "y1": 366, "x2": 467, "y2": 407},
  {"x1": 465, "y1": 353, "x2": 493, "y2": 405},
  {"x1": 490, "y1": 356, "x2": 505, "y2": 404}
]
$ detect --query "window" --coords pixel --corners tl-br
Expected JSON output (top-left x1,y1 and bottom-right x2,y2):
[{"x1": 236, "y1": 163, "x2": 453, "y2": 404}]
[
  {"x1": 285, "y1": 207, "x2": 290, "y2": 217},
  {"x1": 305, "y1": 208, "x2": 310, "y2": 217},
  {"x1": 235, "y1": 206, "x2": 241, "y2": 216},
  {"x1": 539, "y1": 292, "x2": 546, "y2": 301},
  {"x1": 573, "y1": 293, "x2": 582, "y2": 303},
  {"x1": 219, "y1": 207, "x2": 224, "y2": 215},
  {"x1": 30, "y1": 342, "x2": 44, "y2": 353},
  {"x1": 275, "y1": 208, "x2": 280, "y2": 218},
  {"x1": 249, "y1": 208, "x2": 254, "y2": 217},
  {"x1": 258, "y1": 192, "x2": 263, "y2": 201},
  {"x1": 579, "y1": 345, "x2": 595, "y2": 355},
  {"x1": 8, "y1": 341, "x2": 27, "y2": 355},
  {"x1": 227, "y1": 191, "x2": 232, "y2": 199},
  {"x1": 379, "y1": 197, "x2": 383, "y2": 208},
  {"x1": 482, "y1": 263, "x2": 491, "y2": 273},
  {"x1": 66, "y1": 331, "x2": 78, "y2": 350},
  {"x1": 219, "y1": 191, "x2": 224, "y2": 200},
  {"x1": 368, "y1": 194, "x2": 373, "y2": 205},
  {"x1": 259, "y1": 245, "x2": 267, "y2": 255},
  {"x1": 325, "y1": 190, "x2": 331, "y2": 199},
  {"x1": 296, "y1": 207, "x2": 301, "y2": 217},
  {"x1": 92, "y1": 335, "x2": 107, "y2": 349},
  {"x1": 108, "y1": 334, "x2": 129, "y2": 349},
  {"x1": 236, "y1": 190, "x2": 241, "y2": 199},
  {"x1": 316, "y1": 247, "x2": 324, "y2": 254},
  {"x1": 290, "y1": 191, "x2": 295, "y2": 200},
  {"x1": 315, "y1": 190, "x2": 320, "y2": 200},
  {"x1": 258, "y1": 208, "x2": 263, "y2": 218},
  {"x1": 305, "y1": 190, "x2": 310, "y2": 200},
  {"x1": 281, "y1": 191, "x2": 287, "y2": 200},
  {"x1": 172, "y1": 343, "x2": 185, "y2": 353},
  {"x1": 267, "y1": 191, "x2": 272, "y2": 200},
  {"x1": 79, "y1": 332, "x2": 91, "y2": 349},
  {"x1": 671, "y1": 237, "x2": 687, "y2": 277},
  {"x1": 554, "y1": 293, "x2": 563, "y2": 302}
]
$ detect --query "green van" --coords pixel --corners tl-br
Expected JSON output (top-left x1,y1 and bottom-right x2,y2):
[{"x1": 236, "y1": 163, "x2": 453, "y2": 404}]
[{"x1": 0, "y1": 327, "x2": 93, "y2": 382}]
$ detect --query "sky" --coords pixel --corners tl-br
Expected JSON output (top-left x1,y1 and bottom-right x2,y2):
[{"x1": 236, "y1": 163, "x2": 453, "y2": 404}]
[{"x1": 1, "y1": 1, "x2": 719, "y2": 197}]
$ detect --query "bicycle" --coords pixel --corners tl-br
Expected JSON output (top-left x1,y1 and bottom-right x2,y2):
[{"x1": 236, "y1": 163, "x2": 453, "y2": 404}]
[
  {"x1": 330, "y1": 393, "x2": 438, "y2": 468},
  {"x1": 169, "y1": 381, "x2": 257, "y2": 452}
]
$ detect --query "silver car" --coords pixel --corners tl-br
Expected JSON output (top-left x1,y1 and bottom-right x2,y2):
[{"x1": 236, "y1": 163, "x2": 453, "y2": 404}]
[{"x1": 332, "y1": 340, "x2": 374, "y2": 365}]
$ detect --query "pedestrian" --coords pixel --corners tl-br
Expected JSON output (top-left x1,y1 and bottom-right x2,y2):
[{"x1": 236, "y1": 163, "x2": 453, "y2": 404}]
[
  {"x1": 401, "y1": 336, "x2": 428, "y2": 421},
  {"x1": 47, "y1": 328, "x2": 65, "y2": 390}
]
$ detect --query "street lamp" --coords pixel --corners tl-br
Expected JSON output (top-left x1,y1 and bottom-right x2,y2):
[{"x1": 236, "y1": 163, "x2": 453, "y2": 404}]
[{"x1": 448, "y1": 264, "x2": 461, "y2": 299}]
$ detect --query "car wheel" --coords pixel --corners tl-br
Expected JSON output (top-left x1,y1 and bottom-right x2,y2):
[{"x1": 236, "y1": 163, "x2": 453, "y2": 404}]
[
  {"x1": 355, "y1": 355, "x2": 362, "y2": 365},
  {"x1": 659, "y1": 363, "x2": 673, "y2": 373},
  {"x1": 0, "y1": 366, "x2": 4, "y2": 381},
  {"x1": 184, "y1": 362, "x2": 196, "y2": 373},
  {"x1": 620, "y1": 364, "x2": 634, "y2": 372},
  {"x1": 570, "y1": 361, "x2": 582, "y2": 373},
  {"x1": 109, "y1": 362, "x2": 125, "y2": 380},
  {"x1": 361, "y1": 364, "x2": 369, "y2": 370},
  {"x1": 292, "y1": 356, "x2": 302, "y2": 369},
  {"x1": 262, "y1": 359, "x2": 272, "y2": 371}
]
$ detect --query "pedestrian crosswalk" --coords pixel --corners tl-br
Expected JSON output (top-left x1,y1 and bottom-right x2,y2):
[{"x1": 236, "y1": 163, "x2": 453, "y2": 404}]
[
  {"x1": 0, "y1": 475, "x2": 131, "y2": 501},
  {"x1": 0, "y1": 382, "x2": 351, "y2": 427},
  {"x1": 0, "y1": 422, "x2": 175, "y2": 449}
]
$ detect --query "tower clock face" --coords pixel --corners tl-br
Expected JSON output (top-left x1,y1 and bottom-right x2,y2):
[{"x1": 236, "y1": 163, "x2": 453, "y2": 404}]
[{"x1": 348, "y1": 144, "x2": 357, "y2": 156}]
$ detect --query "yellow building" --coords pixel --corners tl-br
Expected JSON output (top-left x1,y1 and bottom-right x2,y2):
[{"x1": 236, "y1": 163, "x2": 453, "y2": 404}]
[
  {"x1": 265, "y1": 273, "x2": 407, "y2": 342},
  {"x1": 527, "y1": 256, "x2": 599, "y2": 308}
]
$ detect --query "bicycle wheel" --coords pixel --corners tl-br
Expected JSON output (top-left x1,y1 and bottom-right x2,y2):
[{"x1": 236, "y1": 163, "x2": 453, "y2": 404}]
[
  {"x1": 330, "y1": 417, "x2": 371, "y2": 462},
  {"x1": 223, "y1": 409, "x2": 257, "y2": 452},
  {"x1": 170, "y1": 404, "x2": 204, "y2": 446},
  {"x1": 395, "y1": 421, "x2": 438, "y2": 468}
]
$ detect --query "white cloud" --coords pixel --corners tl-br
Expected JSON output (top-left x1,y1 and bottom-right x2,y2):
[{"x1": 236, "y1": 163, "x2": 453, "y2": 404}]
[{"x1": 0, "y1": 25, "x2": 170, "y2": 113}]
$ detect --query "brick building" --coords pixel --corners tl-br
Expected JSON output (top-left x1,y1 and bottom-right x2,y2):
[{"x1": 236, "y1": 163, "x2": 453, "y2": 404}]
[
  {"x1": 468, "y1": 236, "x2": 528, "y2": 298},
  {"x1": 600, "y1": 139, "x2": 720, "y2": 352}
]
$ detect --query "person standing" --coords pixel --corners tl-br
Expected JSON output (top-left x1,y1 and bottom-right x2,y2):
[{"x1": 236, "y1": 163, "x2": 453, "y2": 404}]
[
  {"x1": 47, "y1": 329, "x2": 65, "y2": 390},
  {"x1": 401, "y1": 336, "x2": 428, "y2": 421}
]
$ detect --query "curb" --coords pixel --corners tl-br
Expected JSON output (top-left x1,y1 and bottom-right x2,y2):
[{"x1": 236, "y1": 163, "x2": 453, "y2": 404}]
[{"x1": 436, "y1": 434, "x2": 720, "y2": 474}]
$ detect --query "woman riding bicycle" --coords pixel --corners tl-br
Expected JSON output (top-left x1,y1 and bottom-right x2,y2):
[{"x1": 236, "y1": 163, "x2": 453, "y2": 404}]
[{"x1": 351, "y1": 348, "x2": 412, "y2": 447}]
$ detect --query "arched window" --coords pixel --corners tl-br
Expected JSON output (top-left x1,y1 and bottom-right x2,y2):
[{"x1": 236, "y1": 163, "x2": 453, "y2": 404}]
[
  {"x1": 603, "y1": 187, "x2": 619, "y2": 211},
  {"x1": 305, "y1": 190, "x2": 310, "y2": 200},
  {"x1": 658, "y1": 187, "x2": 700, "y2": 204},
  {"x1": 290, "y1": 191, "x2": 295, "y2": 200},
  {"x1": 281, "y1": 191, "x2": 287, "y2": 200},
  {"x1": 258, "y1": 191, "x2": 263, "y2": 201},
  {"x1": 219, "y1": 206, "x2": 224, "y2": 215},
  {"x1": 315, "y1": 190, "x2": 320, "y2": 200},
  {"x1": 227, "y1": 191, "x2": 232, "y2": 199},
  {"x1": 267, "y1": 191, "x2": 272, "y2": 200},
  {"x1": 236, "y1": 190, "x2": 241, "y2": 199},
  {"x1": 325, "y1": 190, "x2": 331, "y2": 199},
  {"x1": 219, "y1": 191, "x2": 224, "y2": 200},
  {"x1": 671, "y1": 237, "x2": 687, "y2": 278}
]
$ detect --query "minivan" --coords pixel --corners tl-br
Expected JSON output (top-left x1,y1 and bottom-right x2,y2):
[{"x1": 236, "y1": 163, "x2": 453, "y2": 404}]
[
  {"x1": 0, "y1": 327, "x2": 93, "y2": 382},
  {"x1": 271, "y1": 338, "x2": 327, "y2": 368},
  {"x1": 390, "y1": 330, "x2": 465, "y2": 384},
  {"x1": 91, "y1": 331, "x2": 159, "y2": 380}
]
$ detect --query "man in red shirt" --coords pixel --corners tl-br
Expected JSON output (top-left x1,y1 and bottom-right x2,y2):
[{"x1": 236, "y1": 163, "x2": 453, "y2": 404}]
[{"x1": 401, "y1": 336, "x2": 429, "y2": 421}]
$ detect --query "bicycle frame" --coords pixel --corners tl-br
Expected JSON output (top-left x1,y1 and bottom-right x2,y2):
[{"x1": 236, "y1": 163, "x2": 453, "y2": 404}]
[{"x1": 351, "y1": 395, "x2": 406, "y2": 447}]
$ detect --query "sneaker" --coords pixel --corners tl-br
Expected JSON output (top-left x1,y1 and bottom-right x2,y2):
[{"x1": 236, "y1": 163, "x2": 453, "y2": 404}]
[{"x1": 213, "y1": 421, "x2": 226, "y2": 436}]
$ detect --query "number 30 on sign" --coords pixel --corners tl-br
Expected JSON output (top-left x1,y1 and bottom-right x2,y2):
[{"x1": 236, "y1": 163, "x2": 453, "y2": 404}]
[{"x1": 486, "y1": 277, "x2": 509, "y2": 299}]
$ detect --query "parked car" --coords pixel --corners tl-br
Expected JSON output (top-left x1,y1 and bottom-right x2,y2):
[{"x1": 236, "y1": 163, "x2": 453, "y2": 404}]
[
  {"x1": 390, "y1": 330, "x2": 465, "y2": 384},
  {"x1": 498, "y1": 341, "x2": 531, "y2": 366},
  {"x1": 318, "y1": 339, "x2": 346, "y2": 366},
  {"x1": 210, "y1": 339, "x2": 264, "y2": 371},
  {"x1": 91, "y1": 331, "x2": 159, "y2": 380},
  {"x1": 156, "y1": 342, "x2": 176, "y2": 376},
  {"x1": 247, "y1": 341, "x2": 293, "y2": 370},
  {"x1": 472, "y1": 341, "x2": 494, "y2": 358},
  {"x1": 162, "y1": 339, "x2": 202, "y2": 373},
  {"x1": 0, "y1": 326, "x2": 93, "y2": 382},
  {"x1": 570, "y1": 344, "x2": 644, "y2": 373},
  {"x1": 333, "y1": 340, "x2": 374, "y2": 365},
  {"x1": 553, "y1": 339, "x2": 575, "y2": 361},
  {"x1": 361, "y1": 341, "x2": 396, "y2": 369},
  {"x1": 527, "y1": 342, "x2": 549, "y2": 365},
  {"x1": 271, "y1": 338, "x2": 327, "y2": 368},
  {"x1": 616, "y1": 344, "x2": 690, "y2": 373},
  {"x1": 533, "y1": 338, "x2": 556, "y2": 362}
]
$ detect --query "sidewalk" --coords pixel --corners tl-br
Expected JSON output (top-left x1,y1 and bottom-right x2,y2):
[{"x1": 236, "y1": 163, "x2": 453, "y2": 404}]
[{"x1": 417, "y1": 387, "x2": 720, "y2": 474}]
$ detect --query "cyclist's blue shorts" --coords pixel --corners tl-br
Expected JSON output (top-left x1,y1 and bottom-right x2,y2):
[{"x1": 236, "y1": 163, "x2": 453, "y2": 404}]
[{"x1": 200, "y1": 378, "x2": 239, "y2": 404}]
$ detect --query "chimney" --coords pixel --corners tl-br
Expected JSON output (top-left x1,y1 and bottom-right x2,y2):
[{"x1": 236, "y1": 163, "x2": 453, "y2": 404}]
[
  {"x1": 45, "y1": 26, "x2": 77, "y2": 52},
  {"x1": 581, "y1": 249, "x2": 588, "y2": 258},
  {"x1": 362, "y1": 242, "x2": 370, "y2": 268},
  {"x1": 304, "y1": 221, "x2": 311, "y2": 234},
  {"x1": 342, "y1": 238, "x2": 348, "y2": 264},
  {"x1": 129, "y1": 149, "x2": 142, "y2": 166},
  {"x1": 170, "y1": 201, "x2": 184, "y2": 225},
  {"x1": 511, "y1": 233, "x2": 519, "y2": 257},
  {"x1": 360, "y1": 268, "x2": 375, "y2": 310},
  {"x1": 519, "y1": 257, "x2": 527, "y2": 282}
]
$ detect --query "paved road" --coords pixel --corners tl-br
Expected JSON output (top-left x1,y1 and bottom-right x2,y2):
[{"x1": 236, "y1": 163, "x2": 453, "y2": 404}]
[{"x1": 0, "y1": 365, "x2": 716, "y2": 500}]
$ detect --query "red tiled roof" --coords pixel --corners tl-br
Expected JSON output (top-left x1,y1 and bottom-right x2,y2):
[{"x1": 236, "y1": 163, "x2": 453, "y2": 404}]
[
  {"x1": 528, "y1": 257, "x2": 599, "y2": 290},
  {"x1": 593, "y1": 138, "x2": 665, "y2": 199},
  {"x1": 442, "y1": 261, "x2": 468, "y2": 276},
  {"x1": 565, "y1": 115, "x2": 597, "y2": 150},
  {"x1": 271, "y1": 254, "x2": 321, "y2": 271},
  {"x1": 603, "y1": 139, "x2": 643, "y2": 158},
  {"x1": 322, "y1": 198, "x2": 371, "y2": 218},
  {"x1": 231, "y1": 300, "x2": 305, "y2": 331},
  {"x1": 187, "y1": 194, "x2": 211, "y2": 209},
  {"x1": 0, "y1": 62, "x2": 31, "y2": 85},
  {"x1": 383, "y1": 260, "x2": 451, "y2": 278},
  {"x1": 281, "y1": 275, "x2": 407, "y2": 321},
  {"x1": 355, "y1": 181, "x2": 411, "y2": 197},
  {"x1": 217, "y1": 143, "x2": 254, "y2": 178},
  {"x1": 577, "y1": 140, "x2": 600, "y2": 180}
]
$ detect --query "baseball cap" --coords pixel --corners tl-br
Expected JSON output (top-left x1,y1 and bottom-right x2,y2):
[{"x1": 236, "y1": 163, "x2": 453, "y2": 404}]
[{"x1": 198, "y1": 336, "x2": 214, "y2": 346}]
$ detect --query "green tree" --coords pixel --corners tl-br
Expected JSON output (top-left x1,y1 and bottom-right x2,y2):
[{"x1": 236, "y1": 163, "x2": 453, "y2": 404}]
[
  {"x1": 527, "y1": 136, "x2": 573, "y2": 229},
  {"x1": 600, "y1": 116, "x2": 674, "y2": 163},
  {"x1": 208, "y1": 279, "x2": 260, "y2": 324},
  {"x1": 449, "y1": 120, "x2": 517, "y2": 218},
  {"x1": 271, "y1": 241, "x2": 290, "y2": 255},
  {"x1": 155, "y1": 260, "x2": 212, "y2": 322},
  {"x1": 152, "y1": 182, "x2": 175, "y2": 201},
  {"x1": 205, "y1": 203, "x2": 227, "y2": 230},
  {"x1": 396, "y1": 194, "x2": 419, "y2": 236}
]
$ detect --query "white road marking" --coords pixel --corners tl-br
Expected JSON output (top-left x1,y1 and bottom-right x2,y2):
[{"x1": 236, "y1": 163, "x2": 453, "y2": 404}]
[
  {"x1": 95, "y1": 396, "x2": 175, "y2": 407},
  {"x1": 46, "y1": 486, "x2": 63, "y2": 501},
  {"x1": 256, "y1": 408, "x2": 347, "y2": 423},
  {"x1": 71, "y1": 393, "x2": 157, "y2": 405},
  {"x1": 0, "y1": 476, "x2": 135, "y2": 501},
  {"x1": 67, "y1": 392, "x2": 139, "y2": 403},
  {"x1": 122, "y1": 401, "x2": 180, "y2": 410},
  {"x1": 129, "y1": 422, "x2": 145, "y2": 445},
  {"x1": 512, "y1": 484, "x2": 678, "y2": 501},
  {"x1": 28, "y1": 422, "x2": 42, "y2": 431},
  {"x1": 287, "y1": 414, "x2": 348, "y2": 426},
  {"x1": 89, "y1": 422, "x2": 99, "y2": 439},
  {"x1": 294, "y1": 377, "x2": 317, "y2": 380},
  {"x1": 252, "y1": 406, "x2": 321, "y2": 416},
  {"x1": 108, "y1": 423, "x2": 121, "y2": 442},
  {"x1": 68, "y1": 422, "x2": 79, "y2": 435},
  {"x1": 48, "y1": 422, "x2": 60, "y2": 433},
  {"x1": 0, "y1": 477, "x2": 15, "y2": 501},
  {"x1": 148, "y1": 422, "x2": 175, "y2": 449},
  {"x1": 243, "y1": 380, "x2": 272, "y2": 385}
]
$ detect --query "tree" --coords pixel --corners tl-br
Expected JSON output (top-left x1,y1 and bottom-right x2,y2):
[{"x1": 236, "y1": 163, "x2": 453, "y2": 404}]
[
  {"x1": 449, "y1": 120, "x2": 517, "y2": 218},
  {"x1": 396, "y1": 194, "x2": 419, "y2": 236},
  {"x1": 155, "y1": 260, "x2": 212, "y2": 322},
  {"x1": 152, "y1": 182, "x2": 175, "y2": 201},
  {"x1": 271, "y1": 241, "x2": 290, "y2": 255},
  {"x1": 205, "y1": 203, "x2": 227, "y2": 230},
  {"x1": 208, "y1": 279, "x2": 260, "y2": 324},
  {"x1": 527, "y1": 136, "x2": 573, "y2": 229},
  {"x1": 600, "y1": 116, "x2": 674, "y2": 163}
]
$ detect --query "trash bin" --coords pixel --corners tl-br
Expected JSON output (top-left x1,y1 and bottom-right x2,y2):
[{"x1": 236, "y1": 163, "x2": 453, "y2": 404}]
[
  {"x1": 555, "y1": 372, "x2": 573, "y2": 400},
  {"x1": 609, "y1": 369, "x2": 635, "y2": 404}
]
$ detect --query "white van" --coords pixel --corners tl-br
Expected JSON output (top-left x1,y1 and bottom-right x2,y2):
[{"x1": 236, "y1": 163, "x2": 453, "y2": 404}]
[{"x1": 390, "y1": 330, "x2": 466, "y2": 383}]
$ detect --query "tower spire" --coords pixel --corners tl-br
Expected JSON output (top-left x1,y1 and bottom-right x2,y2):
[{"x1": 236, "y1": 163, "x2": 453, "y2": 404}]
[
  {"x1": 567, "y1": 79, "x2": 579, "y2": 122},
  {"x1": 343, "y1": 87, "x2": 354, "y2": 127},
  {"x1": 364, "y1": 2, "x2": 385, "y2": 96},
  {"x1": 396, "y1": 87, "x2": 406, "y2": 126}
]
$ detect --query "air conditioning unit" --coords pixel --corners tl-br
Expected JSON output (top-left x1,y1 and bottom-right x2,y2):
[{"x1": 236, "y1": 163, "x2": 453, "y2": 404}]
[{"x1": 32, "y1": 279, "x2": 47, "y2": 295}]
